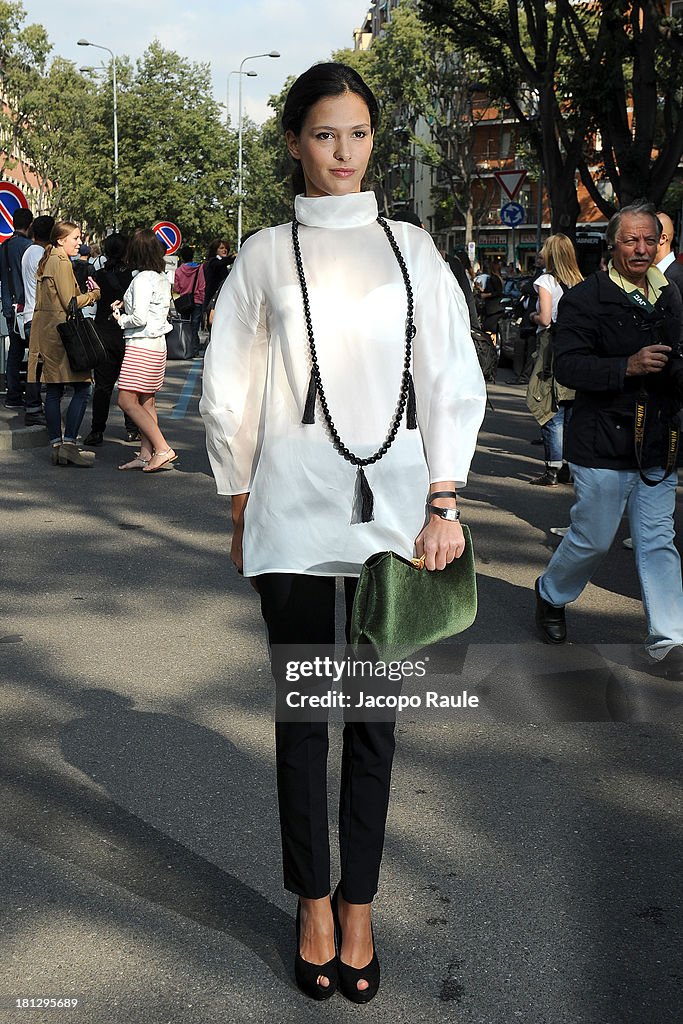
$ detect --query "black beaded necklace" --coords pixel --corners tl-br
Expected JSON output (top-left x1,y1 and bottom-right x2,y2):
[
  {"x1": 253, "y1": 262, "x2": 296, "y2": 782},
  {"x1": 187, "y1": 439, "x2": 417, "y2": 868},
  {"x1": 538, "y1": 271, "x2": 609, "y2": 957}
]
[{"x1": 292, "y1": 214, "x2": 417, "y2": 524}]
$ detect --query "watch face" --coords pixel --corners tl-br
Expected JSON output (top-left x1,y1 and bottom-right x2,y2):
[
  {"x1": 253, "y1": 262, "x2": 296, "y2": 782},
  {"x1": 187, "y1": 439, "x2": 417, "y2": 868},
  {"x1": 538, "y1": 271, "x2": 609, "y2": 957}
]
[{"x1": 428, "y1": 504, "x2": 459, "y2": 521}]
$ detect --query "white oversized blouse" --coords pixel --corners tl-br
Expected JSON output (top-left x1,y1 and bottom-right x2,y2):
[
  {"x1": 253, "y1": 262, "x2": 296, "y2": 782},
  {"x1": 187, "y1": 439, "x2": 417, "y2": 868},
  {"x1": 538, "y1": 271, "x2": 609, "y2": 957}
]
[{"x1": 200, "y1": 191, "x2": 485, "y2": 577}]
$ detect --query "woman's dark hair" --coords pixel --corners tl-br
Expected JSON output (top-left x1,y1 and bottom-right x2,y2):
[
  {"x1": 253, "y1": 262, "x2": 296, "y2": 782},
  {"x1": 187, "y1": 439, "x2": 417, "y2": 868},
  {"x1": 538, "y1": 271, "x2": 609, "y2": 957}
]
[
  {"x1": 206, "y1": 238, "x2": 229, "y2": 259},
  {"x1": 281, "y1": 62, "x2": 380, "y2": 195},
  {"x1": 103, "y1": 232, "x2": 128, "y2": 265},
  {"x1": 179, "y1": 245, "x2": 195, "y2": 263},
  {"x1": 126, "y1": 228, "x2": 166, "y2": 273}
]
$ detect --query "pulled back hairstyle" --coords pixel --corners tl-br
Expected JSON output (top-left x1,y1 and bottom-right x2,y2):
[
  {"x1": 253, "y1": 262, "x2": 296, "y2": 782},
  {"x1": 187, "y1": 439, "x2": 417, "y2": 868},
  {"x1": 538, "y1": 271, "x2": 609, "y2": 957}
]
[
  {"x1": 281, "y1": 62, "x2": 379, "y2": 196},
  {"x1": 126, "y1": 228, "x2": 166, "y2": 273},
  {"x1": 37, "y1": 220, "x2": 80, "y2": 277}
]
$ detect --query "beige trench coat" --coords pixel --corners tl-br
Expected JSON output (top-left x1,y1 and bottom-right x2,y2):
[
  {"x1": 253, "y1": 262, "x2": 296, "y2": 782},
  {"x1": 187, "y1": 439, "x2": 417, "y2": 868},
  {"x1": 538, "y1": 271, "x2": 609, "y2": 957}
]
[{"x1": 27, "y1": 250, "x2": 100, "y2": 384}]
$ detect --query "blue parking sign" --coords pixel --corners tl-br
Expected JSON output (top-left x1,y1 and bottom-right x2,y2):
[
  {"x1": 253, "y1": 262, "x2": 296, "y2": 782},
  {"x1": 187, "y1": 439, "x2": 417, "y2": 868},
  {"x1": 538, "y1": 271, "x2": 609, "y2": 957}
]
[{"x1": 0, "y1": 183, "x2": 29, "y2": 243}]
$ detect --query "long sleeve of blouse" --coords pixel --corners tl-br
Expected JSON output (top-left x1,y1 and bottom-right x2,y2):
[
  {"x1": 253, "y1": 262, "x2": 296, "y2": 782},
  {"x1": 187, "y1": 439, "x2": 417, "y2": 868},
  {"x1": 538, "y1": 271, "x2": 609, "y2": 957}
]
[{"x1": 200, "y1": 251, "x2": 269, "y2": 494}]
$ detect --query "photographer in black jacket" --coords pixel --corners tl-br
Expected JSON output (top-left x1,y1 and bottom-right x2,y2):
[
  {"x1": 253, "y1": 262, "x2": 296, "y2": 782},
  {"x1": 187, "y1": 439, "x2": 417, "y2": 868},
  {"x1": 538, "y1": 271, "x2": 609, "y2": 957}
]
[{"x1": 535, "y1": 201, "x2": 683, "y2": 671}]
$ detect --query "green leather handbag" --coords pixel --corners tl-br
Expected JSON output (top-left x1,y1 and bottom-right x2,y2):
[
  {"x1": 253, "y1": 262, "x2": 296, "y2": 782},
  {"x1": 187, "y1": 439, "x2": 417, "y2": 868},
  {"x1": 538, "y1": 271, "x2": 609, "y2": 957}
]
[{"x1": 350, "y1": 525, "x2": 477, "y2": 661}]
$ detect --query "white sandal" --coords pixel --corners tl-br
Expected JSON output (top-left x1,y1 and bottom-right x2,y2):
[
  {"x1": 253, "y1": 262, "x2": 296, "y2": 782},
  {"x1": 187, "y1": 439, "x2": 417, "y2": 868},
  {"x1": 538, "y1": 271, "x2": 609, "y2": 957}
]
[{"x1": 142, "y1": 448, "x2": 177, "y2": 473}]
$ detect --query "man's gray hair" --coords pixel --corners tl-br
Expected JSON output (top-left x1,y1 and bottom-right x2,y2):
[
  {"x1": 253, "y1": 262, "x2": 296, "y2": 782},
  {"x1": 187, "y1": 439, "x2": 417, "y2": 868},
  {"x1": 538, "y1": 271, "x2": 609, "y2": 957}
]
[{"x1": 605, "y1": 201, "x2": 663, "y2": 249}]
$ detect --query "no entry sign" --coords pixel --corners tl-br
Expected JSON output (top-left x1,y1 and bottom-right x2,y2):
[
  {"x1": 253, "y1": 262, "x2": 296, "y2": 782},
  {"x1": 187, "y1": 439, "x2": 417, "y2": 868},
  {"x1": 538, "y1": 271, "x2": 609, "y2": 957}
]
[
  {"x1": 0, "y1": 182, "x2": 29, "y2": 243},
  {"x1": 153, "y1": 221, "x2": 182, "y2": 255}
]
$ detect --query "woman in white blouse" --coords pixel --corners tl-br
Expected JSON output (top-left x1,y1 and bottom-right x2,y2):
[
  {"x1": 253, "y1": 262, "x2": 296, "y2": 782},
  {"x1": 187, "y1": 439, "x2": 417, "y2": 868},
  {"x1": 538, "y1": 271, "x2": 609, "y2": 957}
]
[
  {"x1": 112, "y1": 229, "x2": 175, "y2": 472},
  {"x1": 527, "y1": 234, "x2": 583, "y2": 485},
  {"x1": 200, "y1": 64, "x2": 485, "y2": 1003}
]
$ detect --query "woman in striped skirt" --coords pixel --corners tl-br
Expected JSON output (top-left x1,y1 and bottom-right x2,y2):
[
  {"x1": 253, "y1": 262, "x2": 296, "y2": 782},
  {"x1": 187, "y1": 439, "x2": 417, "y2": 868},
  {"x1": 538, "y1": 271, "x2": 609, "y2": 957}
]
[{"x1": 113, "y1": 229, "x2": 176, "y2": 472}]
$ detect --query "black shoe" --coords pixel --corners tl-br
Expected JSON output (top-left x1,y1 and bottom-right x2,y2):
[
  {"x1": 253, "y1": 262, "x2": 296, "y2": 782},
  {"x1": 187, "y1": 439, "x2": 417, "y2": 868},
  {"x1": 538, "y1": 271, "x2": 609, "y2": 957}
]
[
  {"x1": 4, "y1": 399, "x2": 24, "y2": 409},
  {"x1": 535, "y1": 577, "x2": 567, "y2": 644},
  {"x1": 294, "y1": 900, "x2": 337, "y2": 1000},
  {"x1": 25, "y1": 411, "x2": 46, "y2": 426},
  {"x1": 557, "y1": 464, "x2": 573, "y2": 484},
  {"x1": 657, "y1": 645, "x2": 683, "y2": 678},
  {"x1": 84, "y1": 431, "x2": 104, "y2": 446},
  {"x1": 125, "y1": 429, "x2": 141, "y2": 443},
  {"x1": 530, "y1": 467, "x2": 558, "y2": 486},
  {"x1": 332, "y1": 885, "x2": 380, "y2": 1004}
]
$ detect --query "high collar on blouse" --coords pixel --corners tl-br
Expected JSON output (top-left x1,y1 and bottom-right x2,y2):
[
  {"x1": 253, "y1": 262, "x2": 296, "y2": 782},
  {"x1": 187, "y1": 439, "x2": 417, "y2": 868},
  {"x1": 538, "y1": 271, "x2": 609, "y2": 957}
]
[{"x1": 294, "y1": 191, "x2": 378, "y2": 229}]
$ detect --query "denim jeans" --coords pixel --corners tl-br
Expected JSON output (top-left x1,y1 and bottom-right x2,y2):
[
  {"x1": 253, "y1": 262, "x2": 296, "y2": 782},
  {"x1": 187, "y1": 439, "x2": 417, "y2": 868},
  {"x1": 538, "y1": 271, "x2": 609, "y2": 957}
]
[
  {"x1": 539, "y1": 464, "x2": 683, "y2": 658},
  {"x1": 541, "y1": 406, "x2": 565, "y2": 466},
  {"x1": 5, "y1": 326, "x2": 27, "y2": 405},
  {"x1": 45, "y1": 382, "x2": 91, "y2": 445}
]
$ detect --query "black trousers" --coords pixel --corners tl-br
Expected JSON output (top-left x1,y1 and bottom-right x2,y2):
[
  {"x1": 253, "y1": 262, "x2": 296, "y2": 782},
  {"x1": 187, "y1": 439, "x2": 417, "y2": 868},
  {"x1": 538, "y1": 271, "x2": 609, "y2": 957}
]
[
  {"x1": 257, "y1": 573, "x2": 396, "y2": 904},
  {"x1": 89, "y1": 330, "x2": 135, "y2": 434}
]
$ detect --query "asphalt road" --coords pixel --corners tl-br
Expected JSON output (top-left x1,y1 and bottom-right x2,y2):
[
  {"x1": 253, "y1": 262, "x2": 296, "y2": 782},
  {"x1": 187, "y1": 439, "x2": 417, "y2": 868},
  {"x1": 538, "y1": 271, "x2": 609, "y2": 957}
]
[{"x1": 1, "y1": 366, "x2": 681, "y2": 1024}]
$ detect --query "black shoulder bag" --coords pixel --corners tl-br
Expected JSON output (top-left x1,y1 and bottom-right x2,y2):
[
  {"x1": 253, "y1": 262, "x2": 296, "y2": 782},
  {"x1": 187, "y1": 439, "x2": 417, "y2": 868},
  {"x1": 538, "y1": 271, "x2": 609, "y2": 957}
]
[{"x1": 57, "y1": 297, "x2": 109, "y2": 372}]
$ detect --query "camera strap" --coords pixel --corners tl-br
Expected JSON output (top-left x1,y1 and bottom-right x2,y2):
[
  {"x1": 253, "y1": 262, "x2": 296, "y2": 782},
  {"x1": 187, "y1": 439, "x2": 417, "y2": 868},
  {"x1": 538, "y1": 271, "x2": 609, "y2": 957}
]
[{"x1": 634, "y1": 389, "x2": 679, "y2": 486}]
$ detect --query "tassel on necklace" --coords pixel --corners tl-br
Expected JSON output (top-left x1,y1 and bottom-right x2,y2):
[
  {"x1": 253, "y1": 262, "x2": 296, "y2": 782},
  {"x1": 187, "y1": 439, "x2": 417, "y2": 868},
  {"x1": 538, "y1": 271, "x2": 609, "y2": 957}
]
[
  {"x1": 351, "y1": 465, "x2": 375, "y2": 524},
  {"x1": 302, "y1": 369, "x2": 317, "y2": 424},
  {"x1": 406, "y1": 372, "x2": 417, "y2": 430}
]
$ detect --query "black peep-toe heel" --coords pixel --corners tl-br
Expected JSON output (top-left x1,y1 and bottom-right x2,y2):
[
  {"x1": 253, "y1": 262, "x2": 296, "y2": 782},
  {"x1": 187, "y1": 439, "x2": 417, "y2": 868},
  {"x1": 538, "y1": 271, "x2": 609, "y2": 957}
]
[
  {"x1": 294, "y1": 900, "x2": 338, "y2": 1000},
  {"x1": 331, "y1": 884, "x2": 381, "y2": 1004}
]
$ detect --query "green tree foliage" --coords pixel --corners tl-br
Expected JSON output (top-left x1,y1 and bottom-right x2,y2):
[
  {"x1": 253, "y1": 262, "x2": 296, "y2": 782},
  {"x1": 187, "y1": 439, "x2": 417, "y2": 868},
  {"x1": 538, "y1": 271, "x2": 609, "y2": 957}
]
[
  {"x1": 109, "y1": 43, "x2": 235, "y2": 243},
  {"x1": 358, "y1": 2, "x2": 494, "y2": 236},
  {"x1": 420, "y1": 0, "x2": 683, "y2": 228},
  {"x1": 2, "y1": 7, "x2": 284, "y2": 250}
]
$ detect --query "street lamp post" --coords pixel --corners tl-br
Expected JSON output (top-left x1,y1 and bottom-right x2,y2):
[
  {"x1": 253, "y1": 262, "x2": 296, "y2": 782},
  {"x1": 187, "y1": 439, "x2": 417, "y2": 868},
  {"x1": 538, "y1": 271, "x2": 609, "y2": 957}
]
[
  {"x1": 226, "y1": 70, "x2": 257, "y2": 127},
  {"x1": 78, "y1": 39, "x2": 119, "y2": 231},
  {"x1": 237, "y1": 51, "x2": 280, "y2": 250}
]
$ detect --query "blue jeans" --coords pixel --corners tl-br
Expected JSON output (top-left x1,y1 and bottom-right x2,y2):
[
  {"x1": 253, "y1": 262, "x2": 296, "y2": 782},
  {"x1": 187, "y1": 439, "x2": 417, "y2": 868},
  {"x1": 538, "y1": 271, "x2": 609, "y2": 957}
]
[
  {"x1": 541, "y1": 405, "x2": 565, "y2": 466},
  {"x1": 45, "y1": 382, "x2": 91, "y2": 445},
  {"x1": 539, "y1": 464, "x2": 683, "y2": 658}
]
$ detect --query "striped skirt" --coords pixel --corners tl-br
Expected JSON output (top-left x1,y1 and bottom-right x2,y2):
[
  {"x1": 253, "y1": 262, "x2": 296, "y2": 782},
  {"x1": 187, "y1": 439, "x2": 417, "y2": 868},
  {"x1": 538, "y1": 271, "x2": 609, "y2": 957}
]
[{"x1": 118, "y1": 344, "x2": 167, "y2": 394}]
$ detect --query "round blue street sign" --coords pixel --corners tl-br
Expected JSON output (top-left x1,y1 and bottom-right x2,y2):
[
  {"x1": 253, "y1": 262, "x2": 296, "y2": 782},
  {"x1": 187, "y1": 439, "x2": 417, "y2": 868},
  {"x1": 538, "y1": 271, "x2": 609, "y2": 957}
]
[{"x1": 500, "y1": 201, "x2": 525, "y2": 227}]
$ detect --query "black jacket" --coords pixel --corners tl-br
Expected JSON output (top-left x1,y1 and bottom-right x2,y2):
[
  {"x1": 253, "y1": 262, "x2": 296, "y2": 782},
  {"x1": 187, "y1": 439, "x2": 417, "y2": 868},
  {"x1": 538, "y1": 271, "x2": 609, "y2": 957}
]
[
  {"x1": 202, "y1": 256, "x2": 231, "y2": 310},
  {"x1": 94, "y1": 261, "x2": 134, "y2": 352},
  {"x1": 553, "y1": 271, "x2": 683, "y2": 470},
  {"x1": 0, "y1": 232, "x2": 32, "y2": 316},
  {"x1": 665, "y1": 257, "x2": 683, "y2": 300}
]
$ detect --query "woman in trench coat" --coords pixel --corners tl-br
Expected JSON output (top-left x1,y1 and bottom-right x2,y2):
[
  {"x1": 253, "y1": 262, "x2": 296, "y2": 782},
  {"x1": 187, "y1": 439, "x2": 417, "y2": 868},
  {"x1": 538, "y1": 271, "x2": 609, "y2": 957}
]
[{"x1": 28, "y1": 221, "x2": 100, "y2": 466}]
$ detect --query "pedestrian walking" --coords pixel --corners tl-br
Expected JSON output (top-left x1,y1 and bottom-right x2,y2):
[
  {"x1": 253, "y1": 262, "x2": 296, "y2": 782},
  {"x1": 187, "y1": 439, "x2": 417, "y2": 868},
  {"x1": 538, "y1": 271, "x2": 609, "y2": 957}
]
[
  {"x1": 526, "y1": 234, "x2": 583, "y2": 485},
  {"x1": 535, "y1": 201, "x2": 683, "y2": 669},
  {"x1": 20, "y1": 214, "x2": 55, "y2": 426},
  {"x1": 27, "y1": 221, "x2": 100, "y2": 467},
  {"x1": 201, "y1": 238, "x2": 231, "y2": 314},
  {"x1": 83, "y1": 233, "x2": 135, "y2": 446},
  {"x1": 200, "y1": 62, "x2": 485, "y2": 1003},
  {"x1": 112, "y1": 229, "x2": 175, "y2": 473},
  {"x1": 0, "y1": 207, "x2": 36, "y2": 420},
  {"x1": 173, "y1": 246, "x2": 205, "y2": 354},
  {"x1": 478, "y1": 258, "x2": 504, "y2": 341}
]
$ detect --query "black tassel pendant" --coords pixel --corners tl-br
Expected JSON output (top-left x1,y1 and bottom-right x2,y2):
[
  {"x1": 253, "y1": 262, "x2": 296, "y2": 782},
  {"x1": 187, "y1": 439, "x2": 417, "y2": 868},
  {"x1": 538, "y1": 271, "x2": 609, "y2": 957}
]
[
  {"x1": 406, "y1": 372, "x2": 417, "y2": 430},
  {"x1": 302, "y1": 369, "x2": 317, "y2": 424},
  {"x1": 351, "y1": 465, "x2": 375, "y2": 524}
]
